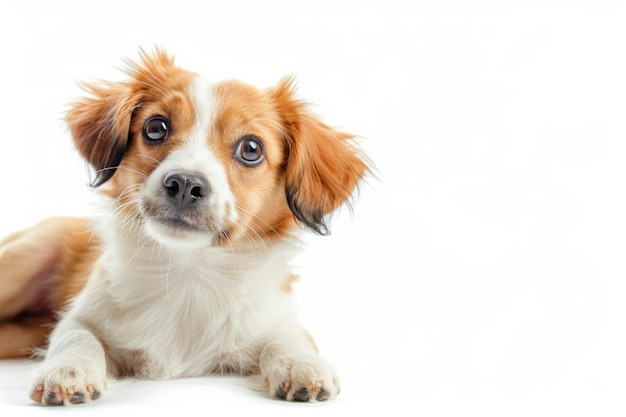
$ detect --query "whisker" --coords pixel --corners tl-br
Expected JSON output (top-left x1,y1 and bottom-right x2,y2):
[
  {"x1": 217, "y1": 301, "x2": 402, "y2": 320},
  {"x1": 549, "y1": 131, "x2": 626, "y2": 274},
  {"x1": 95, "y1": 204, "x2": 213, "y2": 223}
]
[
  {"x1": 234, "y1": 205, "x2": 284, "y2": 247},
  {"x1": 136, "y1": 153, "x2": 161, "y2": 167}
]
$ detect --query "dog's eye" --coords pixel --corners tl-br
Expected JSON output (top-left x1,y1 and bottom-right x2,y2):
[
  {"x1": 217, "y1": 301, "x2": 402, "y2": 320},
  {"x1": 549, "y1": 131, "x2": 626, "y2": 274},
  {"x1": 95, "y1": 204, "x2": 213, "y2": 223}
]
[
  {"x1": 143, "y1": 116, "x2": 170, "y2": 143},
  {"x1": 234, "y1": 136, "x2": 264, "y2": 166}
]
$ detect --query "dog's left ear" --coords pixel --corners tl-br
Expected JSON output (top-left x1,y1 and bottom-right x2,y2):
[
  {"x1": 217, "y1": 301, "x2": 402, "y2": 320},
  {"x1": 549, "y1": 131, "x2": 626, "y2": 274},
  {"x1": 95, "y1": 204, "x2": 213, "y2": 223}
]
[
  {"x1": 271, "y1": 78, "x2": 368, "y2": 235},
  {"x1": 66, "y1": 81, "x2": 136, "y2": 187}
]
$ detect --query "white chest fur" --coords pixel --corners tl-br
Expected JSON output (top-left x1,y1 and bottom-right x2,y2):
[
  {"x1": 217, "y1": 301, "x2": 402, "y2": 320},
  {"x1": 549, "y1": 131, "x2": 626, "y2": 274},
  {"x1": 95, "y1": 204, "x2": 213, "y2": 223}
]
[{"x1": 71, "y1": 225, "x2": 300, "y2": 379}]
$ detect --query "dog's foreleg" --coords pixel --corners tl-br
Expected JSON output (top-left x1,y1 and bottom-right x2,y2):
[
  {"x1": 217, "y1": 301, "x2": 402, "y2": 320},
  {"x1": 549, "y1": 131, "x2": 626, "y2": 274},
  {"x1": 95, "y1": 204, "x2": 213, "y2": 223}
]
[{"x1": 29, "y1": 317, "x2": 107, "y2": 405}]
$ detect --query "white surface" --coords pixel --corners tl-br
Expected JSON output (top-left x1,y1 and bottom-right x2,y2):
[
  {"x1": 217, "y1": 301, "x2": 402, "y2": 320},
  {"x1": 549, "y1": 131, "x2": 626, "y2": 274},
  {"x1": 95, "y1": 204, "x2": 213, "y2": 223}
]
[{"x1": 0, "y1": 1, "x2": 624, "y2": 416}]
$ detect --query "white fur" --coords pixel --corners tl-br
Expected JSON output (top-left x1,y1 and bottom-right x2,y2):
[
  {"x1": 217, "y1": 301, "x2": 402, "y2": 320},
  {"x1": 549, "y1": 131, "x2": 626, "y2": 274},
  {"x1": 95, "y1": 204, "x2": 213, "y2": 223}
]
[{"x1": 30, "y1": 75, "x2": 339, "y2": 405}]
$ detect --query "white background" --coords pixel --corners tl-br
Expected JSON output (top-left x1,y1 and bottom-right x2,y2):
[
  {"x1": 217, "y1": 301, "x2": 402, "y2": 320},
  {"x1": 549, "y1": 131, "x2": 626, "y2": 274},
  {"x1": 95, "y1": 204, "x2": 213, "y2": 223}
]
[{"x1": 0, "y1": 1, "x2": 624, "y2": 416}]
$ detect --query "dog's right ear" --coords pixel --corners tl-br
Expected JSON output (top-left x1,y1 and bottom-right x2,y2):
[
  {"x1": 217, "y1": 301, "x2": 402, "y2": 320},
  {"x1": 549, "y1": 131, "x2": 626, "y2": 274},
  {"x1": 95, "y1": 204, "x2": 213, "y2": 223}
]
[{"x1": 66, "y1": 81, "x2": 135, "y2": 187}]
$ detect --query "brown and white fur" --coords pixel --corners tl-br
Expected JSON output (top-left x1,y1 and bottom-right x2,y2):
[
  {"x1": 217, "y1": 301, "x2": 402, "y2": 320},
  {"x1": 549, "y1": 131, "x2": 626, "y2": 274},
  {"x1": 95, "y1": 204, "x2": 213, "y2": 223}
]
[{"x1": 0, "y1": 50, "x2": 367, "y2": 405}]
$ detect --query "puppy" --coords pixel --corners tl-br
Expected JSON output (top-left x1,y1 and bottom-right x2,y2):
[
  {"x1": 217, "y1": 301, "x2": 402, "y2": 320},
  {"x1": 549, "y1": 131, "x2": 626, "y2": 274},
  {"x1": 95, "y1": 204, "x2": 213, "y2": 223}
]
[{"x1": 0, "y1": 49, "x2": 367, "y2": 405}]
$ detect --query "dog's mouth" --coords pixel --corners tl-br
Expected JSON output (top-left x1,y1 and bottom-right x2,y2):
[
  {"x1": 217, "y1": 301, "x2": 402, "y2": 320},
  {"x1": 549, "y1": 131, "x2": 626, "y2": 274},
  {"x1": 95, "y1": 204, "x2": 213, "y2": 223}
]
[
  {"x1": 141, "y1": 210, "x2": 232, "y2": 248},
  {"x1": 158, "y1": 216, "x2": 202, "y2": 232}
]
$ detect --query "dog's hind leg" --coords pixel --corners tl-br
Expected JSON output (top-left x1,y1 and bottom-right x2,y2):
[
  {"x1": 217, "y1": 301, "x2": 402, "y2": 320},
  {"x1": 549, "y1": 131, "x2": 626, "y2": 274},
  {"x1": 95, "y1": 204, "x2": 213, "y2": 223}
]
[{"x1": 0, "y1": 217, "x2": 99, "y2": 358}]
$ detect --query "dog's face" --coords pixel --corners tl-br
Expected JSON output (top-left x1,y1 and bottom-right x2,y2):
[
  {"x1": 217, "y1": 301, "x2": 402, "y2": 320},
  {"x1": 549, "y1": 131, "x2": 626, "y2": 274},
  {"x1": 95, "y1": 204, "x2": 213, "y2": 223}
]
[{"x1": 67, "y1": 51, "x2": 366, "y2": 248}]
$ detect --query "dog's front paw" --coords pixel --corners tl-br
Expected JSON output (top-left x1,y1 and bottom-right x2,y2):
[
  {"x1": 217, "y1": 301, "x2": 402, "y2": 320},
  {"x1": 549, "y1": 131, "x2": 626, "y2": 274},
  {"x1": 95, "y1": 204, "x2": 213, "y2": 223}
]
[
  {"x1": 265, "y1": 356, "x2": 339, "y2": 402},
  {"x1": 30, "y1": 364, "x2": 106, "y2": 406}
]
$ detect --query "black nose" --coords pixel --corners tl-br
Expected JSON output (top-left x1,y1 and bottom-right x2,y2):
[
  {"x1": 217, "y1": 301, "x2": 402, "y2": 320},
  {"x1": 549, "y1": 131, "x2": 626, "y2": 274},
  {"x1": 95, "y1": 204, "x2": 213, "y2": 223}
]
[{"x1": 163, "y1": 171, "x2": 209, "y2": 209}]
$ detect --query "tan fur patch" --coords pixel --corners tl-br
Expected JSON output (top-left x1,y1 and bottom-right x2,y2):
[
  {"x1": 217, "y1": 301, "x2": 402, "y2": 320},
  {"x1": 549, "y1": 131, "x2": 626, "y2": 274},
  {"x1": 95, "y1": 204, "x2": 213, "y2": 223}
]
[
  {"x1": 281, "y1": 274, "x2": 299, "y2": 294},
  {"x1": 0, "y1": 217, "x2": 99, "y2": 358}
]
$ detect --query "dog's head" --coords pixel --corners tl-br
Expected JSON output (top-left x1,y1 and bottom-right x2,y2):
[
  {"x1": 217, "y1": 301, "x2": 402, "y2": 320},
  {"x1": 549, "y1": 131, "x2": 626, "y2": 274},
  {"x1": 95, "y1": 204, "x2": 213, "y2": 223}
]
[{"x1": 67, "y1": 50, "x2": 367, "y2": 248}]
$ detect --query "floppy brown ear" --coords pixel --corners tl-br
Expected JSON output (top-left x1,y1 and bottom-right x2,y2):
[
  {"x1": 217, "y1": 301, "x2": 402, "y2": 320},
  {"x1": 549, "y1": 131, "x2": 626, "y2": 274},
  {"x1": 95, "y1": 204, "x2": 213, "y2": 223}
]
[
  {"x1": 66, "y1": 81, "x2": 136, "y2": 187},
  {"x1": 272, "y1": 78, "x2": 368, "y2": 235}
]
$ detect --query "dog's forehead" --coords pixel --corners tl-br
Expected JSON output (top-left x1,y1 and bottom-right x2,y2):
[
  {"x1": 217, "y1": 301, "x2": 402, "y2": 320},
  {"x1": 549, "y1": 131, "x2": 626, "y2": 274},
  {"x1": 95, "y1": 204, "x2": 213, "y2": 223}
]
[{"x1": 184, "y1": 76, "x2": 273, "y2": 133}]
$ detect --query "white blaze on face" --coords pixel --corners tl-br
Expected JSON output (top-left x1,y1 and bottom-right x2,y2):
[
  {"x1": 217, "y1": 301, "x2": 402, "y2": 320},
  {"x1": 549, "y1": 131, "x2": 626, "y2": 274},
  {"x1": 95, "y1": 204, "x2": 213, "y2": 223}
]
[{"x1": 141, "y1": 75, "x2": 237, "y2": 248}]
